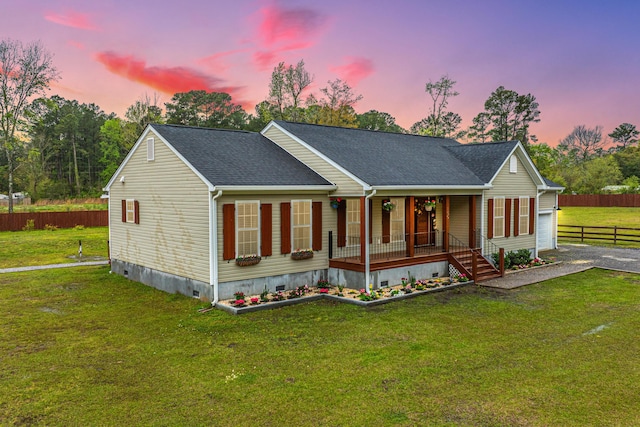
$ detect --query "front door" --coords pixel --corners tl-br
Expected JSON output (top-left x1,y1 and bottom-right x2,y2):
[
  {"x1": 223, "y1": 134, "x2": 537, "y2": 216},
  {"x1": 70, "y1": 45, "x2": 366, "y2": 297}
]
[{"x1": 415, "y1": 210, "x2": 435, "y2": 246}]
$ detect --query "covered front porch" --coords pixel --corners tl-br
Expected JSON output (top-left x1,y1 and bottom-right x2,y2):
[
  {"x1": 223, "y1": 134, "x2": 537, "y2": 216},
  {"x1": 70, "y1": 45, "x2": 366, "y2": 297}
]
[{"x1": 327, "y1": 195, "x2": 504, "y2": 287}]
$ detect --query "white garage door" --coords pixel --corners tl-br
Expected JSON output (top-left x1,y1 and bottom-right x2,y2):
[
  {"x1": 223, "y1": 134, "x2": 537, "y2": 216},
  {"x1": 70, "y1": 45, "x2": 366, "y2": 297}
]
[{"x1": 537, "y1": 213, "x2": 553, "y2": 250}]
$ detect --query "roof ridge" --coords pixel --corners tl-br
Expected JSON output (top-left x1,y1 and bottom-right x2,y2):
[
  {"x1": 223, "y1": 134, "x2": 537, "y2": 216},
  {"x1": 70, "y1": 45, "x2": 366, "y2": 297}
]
[
  {"x1": 152, "y1": 123, "x2": 256, "y2": 134},
  {"x1": 275, "y1": 120, "x2": 458, "y2": 141}
]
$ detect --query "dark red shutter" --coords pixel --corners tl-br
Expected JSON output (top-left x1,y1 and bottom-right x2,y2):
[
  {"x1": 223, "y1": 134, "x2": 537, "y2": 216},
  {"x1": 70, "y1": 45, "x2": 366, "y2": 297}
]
[
  {"x1": 487, "y1": 199, "x2": 494, "y2": 239},
  {"x1": 134, "y1": 200, "x2": 140, "y2": 224},
  {"x1": 505, "y1": 198, "x2": 511, "y2": 237},
  {"x1": 337, "y1": 200, "x2": 346, "y2": 247},
  {"x1": 513, "y1": 198, "x2": 520, "y2": 236},
  {"x1": 121, "y1": 200, "x2": 127, "y2": 222},
  {"x1": 312, "y1": 201, "x2": 322, "y2": 251},
  {"x1": 280, "y1": 202, "x2": 291, "y2": 254},
  {"x1": 222, "y1": 204, "x2": 235, "y2": 260},
  {"x1": 261, "y1": 204, "x2": 272, "y2": 257},
  {"x1": 529, "y1": 197, "x2": 535, "y2": 234},
  {"x1": 382, "y1": 208, "x2": 391, "y2": 244}
]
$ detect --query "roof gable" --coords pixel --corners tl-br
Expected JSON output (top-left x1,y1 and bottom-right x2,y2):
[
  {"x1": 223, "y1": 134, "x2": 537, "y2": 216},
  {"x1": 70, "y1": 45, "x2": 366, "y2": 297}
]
[{"x1": 120, "y1": 124, "x2": 332, "y2": 189}]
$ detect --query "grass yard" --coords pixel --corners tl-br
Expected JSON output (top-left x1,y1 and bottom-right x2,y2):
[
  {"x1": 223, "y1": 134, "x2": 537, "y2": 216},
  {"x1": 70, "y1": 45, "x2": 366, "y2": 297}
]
[
  {"x1": 1, "y1": 266, "x2": 639, "y2": 426},
  {"x1": 558, "y1": 207, "x2": 640, "y2": 248},
  {"x1": 0, "y1": 200, "x2": 108, "y2": 214},
  {"x1": 558, "y1": 206, "x2": 640, "y2": 228},
  {"x1": 0, "y1": 227, "x2": 109, "y2": 268}
]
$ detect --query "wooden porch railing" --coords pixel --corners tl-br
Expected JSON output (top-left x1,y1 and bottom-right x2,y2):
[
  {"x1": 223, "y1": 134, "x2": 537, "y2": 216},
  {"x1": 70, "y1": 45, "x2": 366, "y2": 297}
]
[{"x1": 328, "y1": 231, "x2": 443, "y2": 263}]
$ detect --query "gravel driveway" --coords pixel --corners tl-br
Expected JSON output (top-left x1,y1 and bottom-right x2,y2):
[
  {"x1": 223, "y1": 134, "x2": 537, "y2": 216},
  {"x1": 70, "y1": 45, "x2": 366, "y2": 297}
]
[{"x1": 481, "y1": 244, "x2": 640, "y2": 289}]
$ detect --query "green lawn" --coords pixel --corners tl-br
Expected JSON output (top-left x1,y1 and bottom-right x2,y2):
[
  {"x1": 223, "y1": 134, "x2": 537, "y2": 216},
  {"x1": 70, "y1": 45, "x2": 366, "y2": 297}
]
[
  {"x1": 558, "y1": 206, "x2": 640, "y2": 228},
  {"x1": 558, "y1": 207, "x2": 640, "y2": 247},
  {"x1": 0, "y1": 202, "x2": 108, "y2": 214},
  {"x1": 0, "y1": 227, "x2": 109, "y2": 268},
  {"x1": 1, "y1": 266, "x2": 639, "y2": 426}
]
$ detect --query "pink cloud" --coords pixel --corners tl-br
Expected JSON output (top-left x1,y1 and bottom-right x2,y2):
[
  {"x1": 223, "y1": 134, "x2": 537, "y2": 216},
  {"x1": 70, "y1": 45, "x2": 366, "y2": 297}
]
[
  {"x1": 330, "y1": 57, "x2": 375, "y2": 86},
  {"x1": 44, "y1": 10, "x2": 99, "y2": 31},
  {"x1": 253, "y1": 42, "x2": 315, "y2": 70},
  {"x1": 95, "y1": 51, "x2": 245, "y2": 101},
  {"x1": 251, "y1": 3, "x2": 328, "y2": 69},
  {"x1": 67, "y1": 40, "x2": 85, "y2": 50},
  {"x1": 199, "y1": 49, "x2": 249, "y2": 73},
  {"x1": 258, "y1": 4, "x2": 327, "y2": 47}
]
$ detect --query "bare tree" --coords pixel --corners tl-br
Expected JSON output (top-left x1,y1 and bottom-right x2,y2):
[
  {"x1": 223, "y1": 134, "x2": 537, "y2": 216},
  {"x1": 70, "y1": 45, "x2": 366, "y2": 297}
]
[
  {"x1": 559, "y1": 125, "x2": 606, "y2": 161},
  {"x1": 0, "y1": 39, "x2": 58, "y2": 212},
  {"x1": 423, "y1": 75, "x2": 459, "y2": 136},
  {"x1": 267, "y1": 60, "x2": 313, "y2": 121}
]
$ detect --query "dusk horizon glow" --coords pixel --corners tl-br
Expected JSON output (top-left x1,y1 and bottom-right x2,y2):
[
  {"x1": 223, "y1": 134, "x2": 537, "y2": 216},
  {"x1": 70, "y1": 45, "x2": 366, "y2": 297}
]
[{"x1": 2, "y1": 0, "x2": 639, "y2": 145}]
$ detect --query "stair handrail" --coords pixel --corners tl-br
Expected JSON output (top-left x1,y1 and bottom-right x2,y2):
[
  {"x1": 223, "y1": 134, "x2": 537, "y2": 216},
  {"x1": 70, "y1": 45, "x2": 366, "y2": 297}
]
[{"x1": 478, "y1": 234, "x2": 500, "y2": 268}]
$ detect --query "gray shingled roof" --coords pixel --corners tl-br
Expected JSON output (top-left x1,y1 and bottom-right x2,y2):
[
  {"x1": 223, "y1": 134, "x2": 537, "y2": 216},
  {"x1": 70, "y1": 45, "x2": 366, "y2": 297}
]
[
  {"x1": 445, "y1": 141, "x2": 519, "y2": 183},
  {"x1": 273, "y1": 121, "x2": 517, "y2": 187},
  {"x1": 151, "y1": 124, "x2": 332, "y2": 187},
  {"x1": 543, "y1": 177, "x2": 564, "y2": 189}
]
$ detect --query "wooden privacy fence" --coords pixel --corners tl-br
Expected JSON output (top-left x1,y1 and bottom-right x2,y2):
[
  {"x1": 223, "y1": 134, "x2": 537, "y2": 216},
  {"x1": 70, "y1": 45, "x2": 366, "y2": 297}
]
[
  {"x1": 559, "y1": 194, "x2": 640, "y2": 207},
  {"x1": 0, "y1": 211, "x2": 108, "y2": 231},
  {"x1": 558, "y1": 224, "x2": 640, "y2": 245}
]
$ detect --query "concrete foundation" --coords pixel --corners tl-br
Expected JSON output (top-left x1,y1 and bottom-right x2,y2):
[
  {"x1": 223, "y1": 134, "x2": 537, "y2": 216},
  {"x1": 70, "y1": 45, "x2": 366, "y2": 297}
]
[
  {"x1": 110, "y1": 258, "x2": 329, "y2": 301},
  {"x1": 329, "y1": 261, "x2": 449, "y2": 290}
]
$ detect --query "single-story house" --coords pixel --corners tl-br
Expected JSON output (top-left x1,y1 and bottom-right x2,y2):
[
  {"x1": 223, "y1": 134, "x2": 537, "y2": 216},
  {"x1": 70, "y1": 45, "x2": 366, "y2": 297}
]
[{"x1": 105, "y1": 121, "x2": 563, "y2": 303}]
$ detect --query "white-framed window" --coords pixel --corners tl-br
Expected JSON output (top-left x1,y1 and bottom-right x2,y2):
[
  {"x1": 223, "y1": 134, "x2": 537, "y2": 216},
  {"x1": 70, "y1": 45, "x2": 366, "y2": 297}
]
[
  {"x1": 126, "y1": 199, "x2": 136, "y2": 223},
  {"x1": 147, "y1": 137, "x2": 155, "y2": 161},
  {"x1": 493, "y1": 197, "x2": 505, "y2": 238},
  {"x1": 346, "y1": 199, "x2": 360, "y2": 246},
  {"x1": 509, "y1": 155, "x2": 517, "y2": 173},
  {"x1": 236, "y1": 201, "x2": 260, "y2": 257},
  {"x1": 292, "y1": 200, "x2": 312, "y2": 250},
  {"x1": 519, "y1": 196, "x2": 530, "y2": 235},
  {"x1": 390, "y1": 197, "x2": 405, "y2": 242}
]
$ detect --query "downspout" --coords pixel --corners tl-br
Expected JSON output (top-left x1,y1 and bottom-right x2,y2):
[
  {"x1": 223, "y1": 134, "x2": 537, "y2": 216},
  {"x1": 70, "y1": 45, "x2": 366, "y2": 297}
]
[
  {"x1": 535, "y1": 190, "x2": 544, "y2": 258},
  {"x1": 480, "y1": 192, "x2": 485, "y2": 254},
  {"x1": 364, "y1": 189, "x2": 376, "y2": 293},
  {"x1": 210, "y1": 190, "x2": 223, "y2": 305}
]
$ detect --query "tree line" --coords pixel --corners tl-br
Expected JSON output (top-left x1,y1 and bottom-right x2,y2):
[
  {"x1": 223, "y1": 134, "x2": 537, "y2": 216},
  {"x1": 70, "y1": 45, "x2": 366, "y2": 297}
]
[{"x1": 1, "y1": 40, "x2": 639, "y2": 212}]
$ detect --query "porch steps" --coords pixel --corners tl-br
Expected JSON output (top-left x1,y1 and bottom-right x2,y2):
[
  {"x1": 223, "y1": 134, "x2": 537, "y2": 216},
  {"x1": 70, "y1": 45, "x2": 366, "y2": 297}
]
[{"x1": 454, "y1": 251, "x2": 502, "y2": 282}]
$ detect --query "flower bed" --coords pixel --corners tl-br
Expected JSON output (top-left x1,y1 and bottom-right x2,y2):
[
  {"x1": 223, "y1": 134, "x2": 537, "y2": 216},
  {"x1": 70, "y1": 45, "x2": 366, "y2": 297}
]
[{"x1": 216, "y1": 276, "x2": 471, "y2": 314}]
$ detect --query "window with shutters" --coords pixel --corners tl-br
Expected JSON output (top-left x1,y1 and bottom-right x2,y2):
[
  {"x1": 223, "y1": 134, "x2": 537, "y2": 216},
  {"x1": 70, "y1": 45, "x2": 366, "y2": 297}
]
[
  {"x1": 519, "y1": 196, "x2": 530, "y2": 235},
  {"x1": 390, "y1": 197, "x2": 405, "y2": 242},
  {"x1": 346, "y1": 199, "x2": 360, "y2": 246},
  {"x1": 126, "y1": 199, "x2": 136, "y2": 223},
  {"x1": 493, "y1": 197, "x2": 505, "y2": 238},
  {"x1": 292, "y1": 200, "x2": 312, "y2": 250},
  {"x1": 236, "y1": 201, "x2": 260, "y2": 257}
]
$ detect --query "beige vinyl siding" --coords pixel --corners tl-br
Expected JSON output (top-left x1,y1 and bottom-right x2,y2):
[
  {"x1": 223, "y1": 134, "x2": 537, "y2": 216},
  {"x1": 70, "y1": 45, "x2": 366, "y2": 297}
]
[
  {"x1": 539, "y1": 192, "x2": 556, "y2": 210},
  {"x1": 263, "y1": 126, "x2": 364, "y2": 195},
  {"x1": 484, "y1": 154, "x2": 537, "y2": 252},
  {"x1": 449, "y1": 196, "x2": 470, "y2": 246},
  {"x1": 109, "y1": 129, "x2": 211, "y2": 283},
  {"x1": 218, "y1": 194, "x2": 330, "y2": 283}
]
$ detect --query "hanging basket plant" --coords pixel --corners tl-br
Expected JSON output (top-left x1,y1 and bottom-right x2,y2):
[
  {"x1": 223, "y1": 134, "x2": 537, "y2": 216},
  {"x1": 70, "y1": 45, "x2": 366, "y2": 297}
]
[
  {"x1": 382, "y1": 199, "x2": 395, "y2": 212},
  {"x1": 415, "y1": 197, "x2": 436, "y2": 215},
  {"x1": 330, "y1": 197, "x2": 343, "y2": 209}
]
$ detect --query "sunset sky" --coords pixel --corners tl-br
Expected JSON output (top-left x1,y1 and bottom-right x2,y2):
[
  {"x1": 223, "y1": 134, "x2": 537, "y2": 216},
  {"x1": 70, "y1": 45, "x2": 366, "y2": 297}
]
[{"x1": 2, "y1": 0, "x2": 639, "y2": 145}]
